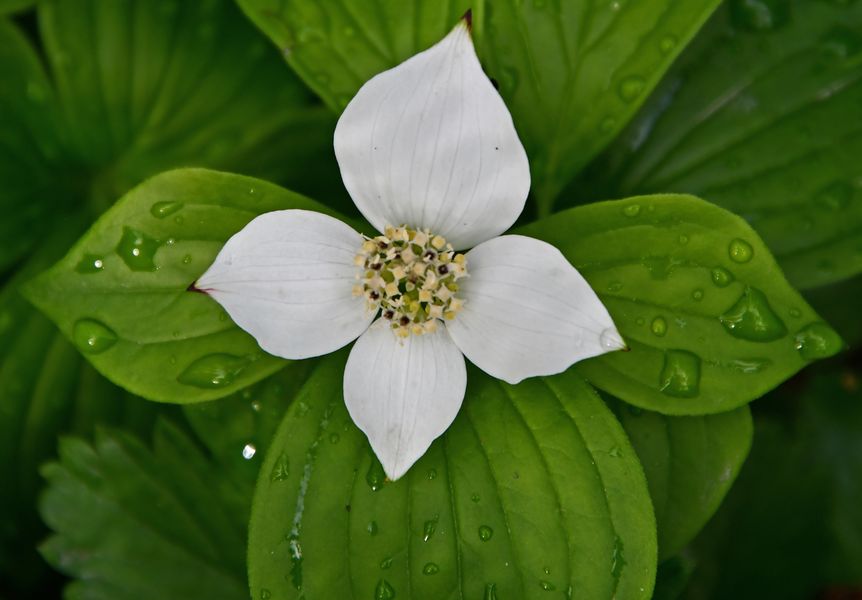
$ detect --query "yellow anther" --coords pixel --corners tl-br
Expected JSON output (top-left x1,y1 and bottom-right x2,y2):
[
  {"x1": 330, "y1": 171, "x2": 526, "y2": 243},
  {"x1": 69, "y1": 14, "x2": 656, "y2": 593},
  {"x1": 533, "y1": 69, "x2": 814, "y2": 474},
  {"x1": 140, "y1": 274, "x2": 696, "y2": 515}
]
[{"x1": 431, "y1": 235, "x2": 446, "y2": 250}]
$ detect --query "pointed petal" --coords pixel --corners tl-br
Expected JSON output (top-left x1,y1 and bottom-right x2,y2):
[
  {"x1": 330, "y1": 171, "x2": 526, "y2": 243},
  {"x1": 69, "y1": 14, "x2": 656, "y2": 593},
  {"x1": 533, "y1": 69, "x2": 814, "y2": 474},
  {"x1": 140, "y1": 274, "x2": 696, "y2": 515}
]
[
  {"x1": 196, "y1": 210, "x2": 373, "y2": 360},
  {"x1": 343, "y1": 320, "x2": 466, "y2": 480},
  {"x1": 334, "y1": 20, "x2": 530, "y2": 249},
  {"x1": 447, "y1": 235, "x2": 624, "y2": 384}
]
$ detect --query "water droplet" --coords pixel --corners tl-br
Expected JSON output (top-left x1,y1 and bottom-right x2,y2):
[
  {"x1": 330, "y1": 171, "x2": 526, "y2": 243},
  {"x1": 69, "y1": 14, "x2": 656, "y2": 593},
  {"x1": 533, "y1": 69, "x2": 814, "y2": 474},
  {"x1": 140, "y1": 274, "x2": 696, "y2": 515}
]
[
  {"x1": 479, "y1": 525, "x2": 493, "y2": 541},
  {"x1": 720, "y1": 287, "x2": 787, "y2": 342},
  {"x1": 794, "y1": 322, "x2": 843, "y2": 360},
  {"x1": 606, "y1": 281, "x2": 623, "y2": 293},
  {"x1": 729, "y1": 0, "x2": 791, "y2": 31},
  {"x1": 367, "y1": 521, "x2": 378, "y2": 535},
  {"x1": 423, "y1": 517, "x2": 438, "y2": 542},
  {"x1": 622, "y1": 204, "x2": 641, "y2": 217},
  {"x1": 659, "y1": 350, "x2": 701, "y2": 398},
  {"x1": 728, "y1": 238, "x2": 754, "y2": 263},
  {"x1": 821, "y1": 25, "x2": 862, "y2": 59},
  {"x1": 422, "y1": 562, "x2": 439, "y2": 576},
  {"x1": 150, "y1": 201, "x2": 183, "y2": 218},
  {"x1": 177, "y1": 354, "x2": 250, "y2": 388},
  {"x1": 75, "y1": 254, "x2": 105, "y2": 273},
  {"x1": 711, "y1": 267, "x2": 735, "y2": 287},
  {"x1": 600, "y1": 116, "x2": 618, "y2": 133},
  {"x1": 379, "y1": 557, "x2": 393, "y2": 570},
  {"x1": 116, "y1": 227, "x2": 161, "y2": 271},
  {"x1": 651, "y1": 317, "x2": 668, "y2": 337},
  {"x1": 600, "y1": 327, "x2": 625, "y2": 350},
  {"x1": 73, "y1": 319, "x2": 118, "y2": 354},
  {"x1": 540, "y1": 580, "x2": 556, "y2": 591},
  {"x1": 678, "y1": 234, "x2": 689, "y2": 245},
  {"x1": 270, "y1": 452, "x2": 290, "y2": 481},
  {"x1": 659, "y1": 34, "x2": 677, "y2": 54},
  {"x1": 242, "y1": 443, "x2": 257, "y2": 459},
  {"x1": 375, "y1": 578, "x2": 395, "y2": 600},
  {"x1": 426, "y1": 468, "x2": 437, "y2": 480},
  {"x1": 692, "y1": 288, "x2": 704, "y2": 301},
  {"x1": 260, "y1": 589, "x2": 271, "y2": 600},
  {"x1": 484, "y1": 584, "x2": 498, "y2": 600},
  {"x1": 608, "y1": 446, "x2": 622, "y2": 458},
  {"x1": 329, "y1": 433, "x2": 340, "y2": 444},
  {"x1": 182, "y1": 254, "x2": 192, "y2": 265},
  {"x1": 611, "y1": 535, "x2": 626, "y2": 580},
  {"x1": 470, "y1": 493, "x2": 480, "y2": 503},
  {"x1": 366, "y1": 459, "x2": 386, "y2": 491},
  {"x1": 814, "y1": 181, "x2": 853, "y2": 210},
  {"x1": 789, "y1": 307, "x2": 802, "y2": 318},
  {"x1": 727, "y1": 358, "x2": 772, "y2": 373},
  {"x1": 618, "y1": 76, "x2": 645, "y2": 102}
]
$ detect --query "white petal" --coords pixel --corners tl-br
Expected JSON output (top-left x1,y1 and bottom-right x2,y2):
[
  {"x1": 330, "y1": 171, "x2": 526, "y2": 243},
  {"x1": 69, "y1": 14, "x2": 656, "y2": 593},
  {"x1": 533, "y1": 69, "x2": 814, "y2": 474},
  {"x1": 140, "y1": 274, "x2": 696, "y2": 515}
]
[
  {"x1": 446, "y1": 235, "x2": 625, "y2": 384},
  {"x1": 343, "y1": 320, "x2": 466, "y2": 480},
  {"x1": 334, "y1": 20, "x2": 530, "y2": 250},
  {"x1": 196, "y1": 210, "x2": 373, "y2": 360}
]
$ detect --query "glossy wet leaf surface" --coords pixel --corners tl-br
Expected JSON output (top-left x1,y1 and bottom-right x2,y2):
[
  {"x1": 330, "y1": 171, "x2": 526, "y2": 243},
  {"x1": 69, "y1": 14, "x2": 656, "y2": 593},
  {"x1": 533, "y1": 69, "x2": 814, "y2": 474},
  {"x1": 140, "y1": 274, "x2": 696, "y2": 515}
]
[
  {"x1": 24, "y1": 170, "x2": 338, "y2": 403},
  {"x1": 249, "y1": 354, "x2": 656, "y2": 600},
  {"x1": 585, "y1": 0, "x2": 862, "y2": 290},
  {"x1": 479, "y1": 0, "x2": 721, "y2": 210},
  {"x1": 518, "y1": 194, "x2": 842, "y2": 414},
  {"x1": 610, "y1": 399, "x2": 752, "y2": 560},
  {"x1": 40, "y1": 420, "x2": 249, "y2": 600}
]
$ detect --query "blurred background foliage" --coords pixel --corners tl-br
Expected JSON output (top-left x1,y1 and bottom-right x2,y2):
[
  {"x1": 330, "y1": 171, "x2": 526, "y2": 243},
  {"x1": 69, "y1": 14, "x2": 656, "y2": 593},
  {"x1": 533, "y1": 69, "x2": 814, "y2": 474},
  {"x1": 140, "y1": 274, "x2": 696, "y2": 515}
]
[{"x1": 0, "y1": 0, "x2": 859, "y2": 598}]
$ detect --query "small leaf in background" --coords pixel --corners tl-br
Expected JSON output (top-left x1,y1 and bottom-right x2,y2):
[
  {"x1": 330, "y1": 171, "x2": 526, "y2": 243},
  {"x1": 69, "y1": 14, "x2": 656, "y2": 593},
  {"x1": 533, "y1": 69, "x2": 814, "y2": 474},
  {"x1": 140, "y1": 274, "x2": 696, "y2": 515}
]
[
  {"x1": 609, "y1": 398, "x2": 752, "y2": 560},
  {"x1": 235, "y1": 0, "x2": 472, "y2": 113},
  {"x1": 249, "y1": 354, "x2": 656, "y2": 600},
  {"x1": 682, "y1": 363, "x2": 862, "y2": 599},
  {"x1": 479, "y1": 0, "x2": 722, "y2": 212},
  {"x1": 580, "y1": 0, "x2": 862, "y2": 290},
  {"x1": 24, "y1": 169, "x2": 341, "y2": 404},
  {"x1": 39, "y1": 420, "x2": 249, "y2": 600},
  {"x1": 519, "y1": 194, "x2": 842, "y2": 414}
]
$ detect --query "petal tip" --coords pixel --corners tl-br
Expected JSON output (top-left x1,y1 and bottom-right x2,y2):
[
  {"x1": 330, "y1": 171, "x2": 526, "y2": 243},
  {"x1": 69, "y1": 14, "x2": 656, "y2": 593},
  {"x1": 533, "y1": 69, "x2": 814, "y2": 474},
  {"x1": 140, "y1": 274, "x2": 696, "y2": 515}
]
[
  {"x1": 600, "y1": 326, "x2": 627, "y2": 352},
  {"x1": 461, "y1": 8, "x2": 473, "y2": 32}
]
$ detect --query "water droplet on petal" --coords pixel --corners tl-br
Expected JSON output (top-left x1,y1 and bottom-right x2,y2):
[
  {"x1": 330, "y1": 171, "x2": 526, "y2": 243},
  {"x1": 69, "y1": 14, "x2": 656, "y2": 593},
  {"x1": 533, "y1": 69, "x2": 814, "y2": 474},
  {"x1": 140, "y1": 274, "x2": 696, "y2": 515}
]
[
  {"x1": 659, "y1": 350, "x2": 701, "y2": 398},
  {"x1": 73, "y1": 319, "x2": 117, "y2": 354},
  {"x1": 720, "y1": 287, "x2": 787, "y2": 342},
  {"x1": 600, "y1": 327, "x2": 625, "y2": 350}
]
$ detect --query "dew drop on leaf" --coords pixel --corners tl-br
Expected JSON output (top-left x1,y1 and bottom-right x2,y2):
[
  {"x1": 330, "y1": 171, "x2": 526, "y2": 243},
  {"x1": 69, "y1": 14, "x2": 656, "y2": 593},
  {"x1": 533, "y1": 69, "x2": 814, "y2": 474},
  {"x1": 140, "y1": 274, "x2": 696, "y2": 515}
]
[
  {"x1": 116, "y1": 227, "x2": 161, "y2": 271},
  {"x1": 149, "y1": 201, "x2": 183, "y2": 218},
  {"x1": 659, "y1": 34, "x2": 677, "y2": 53},
  {"x1": 622, "y1": 203, "x2": 640, "y2": 217},
  {"x1": 618, "y1": 76, "x2": 645, "y2": 102},
  {"x1": 659, "y1": 350, "x2": 701, "y2": 398},
  {"x1": 75, "y1": 254, "x2": 105, "y2": 273},
  {"x1": 366, "y1": 459, "x2": 386, "y2": 491},
  {"x1": 540, "y1": 580, "x2": 556, "y2": 591},
  {"x1": 728, "y1": 238, "x2": 754, "y2": 263},
  {"x1": 794, "y1": 322, "x2": 843, "y2": 360},
  {"x1": 422, "y1": 562, "x2": 439, "y2": 576},
  {"x1": 711, "y1": 267, "x2": 735, "y2": 287},
  {"x1": 177, "y1": 354, "x2": 250, "y2": 389},
  {"x1": 479, "y1": 525, "x2": 493, "y2": 541},
  {"x1": 375, "y1": 578, "x2": 395, "y2": 600},
  {"x1": 651, "y1": 316, "x2": 668, "y2": 337},
  {"x1": 423, "y1": 517, "x2": 437, "y2": 542},
  {"x1": 719, "y1": 287, "x2": 787, "y2": 342},
  {"x1": 73, "y1": 319, "x2": 118, "y2": 354}
]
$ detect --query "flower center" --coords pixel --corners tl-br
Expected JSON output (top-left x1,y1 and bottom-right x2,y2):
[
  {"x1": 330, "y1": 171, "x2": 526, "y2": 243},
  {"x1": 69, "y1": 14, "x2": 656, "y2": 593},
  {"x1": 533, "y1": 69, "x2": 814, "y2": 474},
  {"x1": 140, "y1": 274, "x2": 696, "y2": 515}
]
[{"x1": 354, "y1": 226, "x2": 468, "y2": 337}]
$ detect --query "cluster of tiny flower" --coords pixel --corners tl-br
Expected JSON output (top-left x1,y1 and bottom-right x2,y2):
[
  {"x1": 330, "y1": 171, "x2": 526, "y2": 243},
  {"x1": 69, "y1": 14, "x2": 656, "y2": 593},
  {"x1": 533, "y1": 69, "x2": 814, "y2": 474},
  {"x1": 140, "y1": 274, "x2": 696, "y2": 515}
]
[{"x1": 353, "y1": 225, "x2": 468, "y2": 337}]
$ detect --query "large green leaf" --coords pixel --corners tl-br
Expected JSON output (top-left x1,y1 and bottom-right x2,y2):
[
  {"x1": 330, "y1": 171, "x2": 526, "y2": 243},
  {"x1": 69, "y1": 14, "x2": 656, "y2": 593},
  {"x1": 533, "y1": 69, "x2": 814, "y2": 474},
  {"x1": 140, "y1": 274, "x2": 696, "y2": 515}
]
[
  {"x1": 683, "y1": 366, "x2": 862, "y2": 599},
  {"x1": 24, "y1": 169, "x2": 338, "y2": 404},
  {"x1": 610, "y1": 399, "x2": 752, "y2": 560},
  {"x1": 0, "y1": 20, "x2": 69, "y2": 272},
  {"x1": 235, "y1": 0, "x2": 472, "y2": 113},
  {"x1": 38, "y1": 0, "x2": 342, "y2": 208},
  {"x1": 518, "y1": 194, "x2": 842, "y2": 414},
  {"x1": 40, "y1": 420, "x2": 249, "y2": 600},
  {"x1": 249, "y1": 354, "x2": 657, "y2": 599},
  {"x1": 587, "y1": 0, "x2": 862, "y2": 290},
  {"x1": 0, "y1": 0, "x2": 35, "y2": 15},
  {"x1": 479, "y1": 0, "x2": 721, "y2": 212}
]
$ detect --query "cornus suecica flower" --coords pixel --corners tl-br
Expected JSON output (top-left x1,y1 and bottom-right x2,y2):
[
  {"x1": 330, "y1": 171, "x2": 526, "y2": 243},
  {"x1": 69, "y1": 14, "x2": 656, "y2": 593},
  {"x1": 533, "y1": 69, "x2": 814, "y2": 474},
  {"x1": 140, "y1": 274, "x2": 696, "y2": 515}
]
[{"x1": 196, "y1": 17, "x2": 624, "y2": 480}]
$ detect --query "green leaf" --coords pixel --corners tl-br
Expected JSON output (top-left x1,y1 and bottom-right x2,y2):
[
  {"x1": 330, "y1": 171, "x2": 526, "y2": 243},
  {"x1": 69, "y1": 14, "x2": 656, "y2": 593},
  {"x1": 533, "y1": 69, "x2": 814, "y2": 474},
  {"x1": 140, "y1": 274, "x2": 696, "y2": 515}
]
[
  {"x1": 0, "y1": 0, "x2": 35, "y2": 15},
  {"x1": 24, "y1": 169, "x2": 338, "y2": 404},
  {"x1": 479, "y1": 0, "x2": 722, "y2": 212},
  {"x1": 183, "y1": 360, "x2": 317, "y2": 490},
  {"x1": 518, "y1": 194, "x2": 842, "y2": 414},
  {"x1": 37, "y1": 0, "x2": 342, "y2": 207},
  {"x1": 0, "y1": 20, "x2": 69, "y2": 271},
  {"x1": 590, "y1": 0, "x2": 862, "y2": 290},
  {"x1": 609, "y1": 399, "x2": 752, "y2": 560},
  {"x1": 684, "y1": 366, "x2": 862, "y2": 599},
  {"x1": 235, "y1": 0, "x2": 472, "y2": 113},
  {"x1": 249, "y1": 354, "x2": 657, "y2": 599},
  {"x1": 40, "y1": 420, "x2": 249, "y2": 600}
]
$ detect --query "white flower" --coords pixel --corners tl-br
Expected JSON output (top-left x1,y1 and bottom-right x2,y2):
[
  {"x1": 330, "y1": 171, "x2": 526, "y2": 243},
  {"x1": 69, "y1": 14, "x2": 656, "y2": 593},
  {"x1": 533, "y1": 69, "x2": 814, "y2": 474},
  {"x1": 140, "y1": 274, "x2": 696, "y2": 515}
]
[{"x1": 196, "y1": 18, "x2": 624, "y2": 480}]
